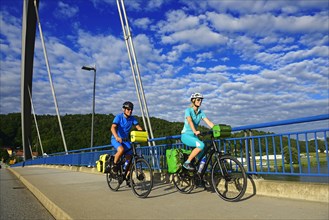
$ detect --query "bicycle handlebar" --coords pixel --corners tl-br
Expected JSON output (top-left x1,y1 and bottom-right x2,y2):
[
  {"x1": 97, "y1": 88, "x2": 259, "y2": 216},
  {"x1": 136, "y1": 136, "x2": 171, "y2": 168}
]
[{"x1": 199, "y1": 130, "x2": 213, "y2": 136}]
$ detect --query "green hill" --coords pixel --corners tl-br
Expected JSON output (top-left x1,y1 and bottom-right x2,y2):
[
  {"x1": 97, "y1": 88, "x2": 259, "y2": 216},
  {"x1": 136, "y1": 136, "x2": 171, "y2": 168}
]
[
  {"x1": 0, "y1": 113, "x2": 186, "y2": 154},
  {"x1": 1, "y1": 113, "x2": 327, "y2": 156}
]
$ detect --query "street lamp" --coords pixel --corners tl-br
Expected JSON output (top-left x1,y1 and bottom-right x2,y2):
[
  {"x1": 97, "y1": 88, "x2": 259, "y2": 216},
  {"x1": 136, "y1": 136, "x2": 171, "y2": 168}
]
[{"x1": 82, "y1": 65, "x2": 96, "y2": 151}]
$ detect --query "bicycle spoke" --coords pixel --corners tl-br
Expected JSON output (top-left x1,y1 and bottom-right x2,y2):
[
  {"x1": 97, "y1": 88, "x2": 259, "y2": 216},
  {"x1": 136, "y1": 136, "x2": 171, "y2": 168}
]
[
  {"x1": 130, "y1": 158, "x2": 153, "y2": 198},
  {"x1": 211, "y1": 155, "x2": 247, "y2": 202},
  {"x1": 173, "y1": 172, "x2": 194, "y2": 193},
  {"x1": 106, "y1": 159, "x2": 121, "y2": 191}
]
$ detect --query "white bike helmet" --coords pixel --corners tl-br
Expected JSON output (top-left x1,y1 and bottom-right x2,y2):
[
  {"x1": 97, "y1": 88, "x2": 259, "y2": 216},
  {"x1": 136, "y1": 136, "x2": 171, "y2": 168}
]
[{"x1": 190, "y1": 93, "x2": 204, "y2": 100}]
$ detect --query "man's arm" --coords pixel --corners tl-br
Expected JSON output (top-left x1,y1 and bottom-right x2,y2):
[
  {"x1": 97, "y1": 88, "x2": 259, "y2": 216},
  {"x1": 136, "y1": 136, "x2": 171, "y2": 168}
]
[
  {"x1": 135, "y1": 124, "x2": 143, "y2": 131},
  {"x1": 111, "y1": 123, "x2": 122, "y2": 143}
]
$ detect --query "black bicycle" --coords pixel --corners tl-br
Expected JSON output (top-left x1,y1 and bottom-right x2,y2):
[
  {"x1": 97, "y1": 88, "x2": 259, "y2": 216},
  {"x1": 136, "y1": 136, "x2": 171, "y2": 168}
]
[
  {"x1": 172, "y1": 131, "x2": 247, "y2": 202},
  {"x1": 106, "y1": 141, "x2": 153, "y2": 198}
]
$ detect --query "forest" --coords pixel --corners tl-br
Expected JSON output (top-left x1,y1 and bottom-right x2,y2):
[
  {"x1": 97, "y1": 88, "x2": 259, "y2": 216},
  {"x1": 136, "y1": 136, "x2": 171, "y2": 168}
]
[
  {"x1": 1, "y1": 113, "x2": 327, "y2": 158},
  {"x1": 0, "y1": 113, "x2": 193, "y2": 154}
]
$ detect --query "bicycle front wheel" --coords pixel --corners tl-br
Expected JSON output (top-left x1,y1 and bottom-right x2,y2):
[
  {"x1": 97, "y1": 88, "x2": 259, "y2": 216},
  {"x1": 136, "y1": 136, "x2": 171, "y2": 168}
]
[
  {"x1": 211, "y1": 155, "x2": 247, "y2": 202},
  {"x1": 130, "y1": 158, "x2": 153, "y2": 198}
]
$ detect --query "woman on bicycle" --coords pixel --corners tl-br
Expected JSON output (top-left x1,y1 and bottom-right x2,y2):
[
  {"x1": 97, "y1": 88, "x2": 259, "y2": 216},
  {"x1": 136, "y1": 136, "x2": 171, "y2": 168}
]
[
  {"x1": 181, "y1": 93, "x2": 215, "y2": 171},
  {"x1": 110, "y1": 101, "x2": 143, "y2": 174}
]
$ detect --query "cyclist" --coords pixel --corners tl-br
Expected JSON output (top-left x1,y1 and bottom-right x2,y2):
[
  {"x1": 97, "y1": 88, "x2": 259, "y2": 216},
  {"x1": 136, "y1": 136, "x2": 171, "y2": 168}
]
[
  {"x1": 110, "y1": 101, "x2": 143, "y2": 182},
  {"x1": 181, "y1": 93, "x2": 215, "y2": 171}
]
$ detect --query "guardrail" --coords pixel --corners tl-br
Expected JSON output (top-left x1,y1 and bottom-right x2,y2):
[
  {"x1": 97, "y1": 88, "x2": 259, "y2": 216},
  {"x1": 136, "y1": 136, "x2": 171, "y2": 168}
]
[{"x1": 11, "y1": 114, "x2": 329, "y2": 178}]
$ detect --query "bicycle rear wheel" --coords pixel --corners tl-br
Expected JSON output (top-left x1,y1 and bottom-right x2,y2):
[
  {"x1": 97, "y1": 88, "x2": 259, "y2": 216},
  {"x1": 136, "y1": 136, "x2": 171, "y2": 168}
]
[
  {"x1": 211, "y1": 155, "x2": 247, "y2": 202},
  {"x1": 172, "y1": 171, "x2": 194, "y2": 194},
  {"x1": 130, "y1": 158, "x2": 153, "y2": 198},
  {"x1": 106, "y1": 160, "x2": 122, "y2": 191}
]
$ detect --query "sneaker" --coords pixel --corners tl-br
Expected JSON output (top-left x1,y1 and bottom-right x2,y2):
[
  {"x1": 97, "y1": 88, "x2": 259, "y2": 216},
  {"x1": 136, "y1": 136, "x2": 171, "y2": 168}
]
[
  {"x1": 112, "y1": 163, "x2": 119, "y2": 174},
  {"x1": 183, "y1": 162, "x2": 195, "y2": 171},
  {"x1": 126, "y1": 179, "x2": 131, "y2": 187},
  {"x1": 196, "y1": 179, "x2": 206, "y2": 188}
]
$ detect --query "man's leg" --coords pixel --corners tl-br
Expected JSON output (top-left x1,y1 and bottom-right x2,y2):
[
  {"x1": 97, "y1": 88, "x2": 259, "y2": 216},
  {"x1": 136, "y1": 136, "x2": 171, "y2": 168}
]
[{"x1": 114, "y1": 146, "x2": 124, "y2": 164}]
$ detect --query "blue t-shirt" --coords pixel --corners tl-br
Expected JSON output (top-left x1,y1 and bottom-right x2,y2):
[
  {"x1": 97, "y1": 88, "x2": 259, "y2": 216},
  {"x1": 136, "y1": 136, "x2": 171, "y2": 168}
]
[
  {"x1": 111, "y1": 113, "x2": 139, "y2": 139},
  {"x1": 181, "y1": 107, "x2": 206, "y2": 134}
]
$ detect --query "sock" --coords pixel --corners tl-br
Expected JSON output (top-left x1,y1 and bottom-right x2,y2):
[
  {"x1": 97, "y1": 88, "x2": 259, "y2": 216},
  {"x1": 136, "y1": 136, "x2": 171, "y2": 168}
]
[{"x1": 185, "y1": 160, "x2": 190, "y2": 164}]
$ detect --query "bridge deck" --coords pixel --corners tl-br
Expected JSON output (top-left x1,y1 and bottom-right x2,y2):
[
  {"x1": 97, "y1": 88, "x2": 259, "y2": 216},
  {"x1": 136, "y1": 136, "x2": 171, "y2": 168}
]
[{"x1": 6, "y1": 166, "x2": 329, "y2": 220}]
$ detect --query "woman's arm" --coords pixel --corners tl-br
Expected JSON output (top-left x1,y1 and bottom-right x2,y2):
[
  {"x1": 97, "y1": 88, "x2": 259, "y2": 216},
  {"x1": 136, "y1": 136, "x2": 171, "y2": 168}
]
[
  {"x1": 187, "y1": 116, "x2": 200, "y2": 135},
  {"x1": 203, "y1": 117, "x2": 214, "y2": 129}
]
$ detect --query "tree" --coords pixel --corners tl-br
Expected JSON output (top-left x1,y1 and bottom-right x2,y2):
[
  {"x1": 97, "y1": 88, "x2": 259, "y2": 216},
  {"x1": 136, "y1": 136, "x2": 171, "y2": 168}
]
[
  {"x1": 0, "y1": 148, "x2": 10, "y2": 163},
  {"x1": 283, "y1": 146, "x2": 298, "y2": 164}
]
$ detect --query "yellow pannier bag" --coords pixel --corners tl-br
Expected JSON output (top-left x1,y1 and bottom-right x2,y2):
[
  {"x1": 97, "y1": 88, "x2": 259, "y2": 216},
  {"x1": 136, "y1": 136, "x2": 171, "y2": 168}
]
[
  {"x1": 96, "y1": 154, "x2": 110, "y2": 173},
  {"x1": 130, "y1": 131, "x2": 148, "y2": 143}
]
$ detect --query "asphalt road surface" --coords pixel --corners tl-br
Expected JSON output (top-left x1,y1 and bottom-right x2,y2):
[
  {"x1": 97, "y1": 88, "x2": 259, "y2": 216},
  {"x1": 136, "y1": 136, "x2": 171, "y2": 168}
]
[{"x1": 0, "y1": 163, "x2": 55, "y2": 220}]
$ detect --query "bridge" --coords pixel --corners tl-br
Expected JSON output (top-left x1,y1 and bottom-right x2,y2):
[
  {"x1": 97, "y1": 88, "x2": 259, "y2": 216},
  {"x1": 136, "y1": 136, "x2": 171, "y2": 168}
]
[
  {"x1": 3, "y1": 163, "x2": 328, "y2": 220},
  {"x1": 4, "y1": 1, "x2": 328, "y2": 219},
  {"x1": 5, "y1": 114, "x2": 329, "y2": 219}
]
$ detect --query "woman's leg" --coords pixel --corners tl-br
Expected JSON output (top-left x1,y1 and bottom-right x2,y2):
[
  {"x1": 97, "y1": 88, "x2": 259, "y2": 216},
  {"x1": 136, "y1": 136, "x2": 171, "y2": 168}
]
[
  {"x1": 187, "y1": 147, "x2": 201, "y2": 162},
  {"x1": 181, "y1": 133, "x2": 205, "y2": 170}
]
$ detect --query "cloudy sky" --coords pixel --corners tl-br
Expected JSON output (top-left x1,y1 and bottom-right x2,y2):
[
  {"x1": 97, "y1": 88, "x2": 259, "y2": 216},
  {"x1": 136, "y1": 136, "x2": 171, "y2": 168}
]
[{"x1": 0, "y1": 0, "x2": 328, "y2": 132}]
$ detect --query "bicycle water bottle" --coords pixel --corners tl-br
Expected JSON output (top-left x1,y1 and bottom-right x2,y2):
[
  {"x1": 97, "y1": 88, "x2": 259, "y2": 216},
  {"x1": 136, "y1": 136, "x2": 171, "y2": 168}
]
[
  {"x1": 198, "y1": 157, "x2": 206, "y2": 173},
  {"x1": 123, "y1": 160, "x2": 129, "y2": 171}
]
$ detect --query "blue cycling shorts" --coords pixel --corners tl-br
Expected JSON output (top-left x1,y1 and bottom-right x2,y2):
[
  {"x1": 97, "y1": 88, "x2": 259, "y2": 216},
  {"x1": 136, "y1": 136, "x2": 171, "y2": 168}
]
[
  {"x1": 111, "y1": 138, "x2": 133, "y2": 155},
  {"x1": 181, "y1": 132, "x2": 205, "y2": 160}
]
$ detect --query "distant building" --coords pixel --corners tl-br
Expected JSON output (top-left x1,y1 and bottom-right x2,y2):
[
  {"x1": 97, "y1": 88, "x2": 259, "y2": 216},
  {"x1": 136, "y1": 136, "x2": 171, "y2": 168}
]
[{"x1": 15, "y1": 150, "x2": 39, "y2": 159}]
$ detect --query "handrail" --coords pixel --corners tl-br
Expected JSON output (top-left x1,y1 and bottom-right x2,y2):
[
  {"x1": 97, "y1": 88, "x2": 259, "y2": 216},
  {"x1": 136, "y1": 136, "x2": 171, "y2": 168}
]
[
  {"x1": 231, "y1": 114, "x2": 329, "y2": 131},
  {"x1": 148, "y1": 114, "x2": 329, "y2": 142},
  {"x1": 11, "y1": 114, "x2": 329, "y2": 179}
]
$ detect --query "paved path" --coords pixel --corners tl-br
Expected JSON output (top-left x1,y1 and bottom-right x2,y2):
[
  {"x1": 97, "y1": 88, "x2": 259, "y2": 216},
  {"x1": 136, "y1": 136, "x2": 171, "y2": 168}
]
[
  {"x1": 7, "y1": 166, "x2": 329, "y2": 220},
  {"x1": 0, "y1": 164, "x2": 54, "y2": 220}
]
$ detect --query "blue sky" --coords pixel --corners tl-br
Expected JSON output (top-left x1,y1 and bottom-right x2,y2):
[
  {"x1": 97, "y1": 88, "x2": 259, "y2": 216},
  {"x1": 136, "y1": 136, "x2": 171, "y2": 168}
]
[{"x1": 0, "y1": 0, "x2": 328, "y2": 131}]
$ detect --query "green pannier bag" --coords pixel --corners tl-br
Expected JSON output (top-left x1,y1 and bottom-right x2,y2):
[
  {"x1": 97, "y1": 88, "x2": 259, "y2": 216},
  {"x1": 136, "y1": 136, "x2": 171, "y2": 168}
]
[
  {"x1": 212, "y1": 124, "x2": 232, "y2": 138},
  {"x1": 166, "y1": 148, "x2": 192, "y2": 174}
]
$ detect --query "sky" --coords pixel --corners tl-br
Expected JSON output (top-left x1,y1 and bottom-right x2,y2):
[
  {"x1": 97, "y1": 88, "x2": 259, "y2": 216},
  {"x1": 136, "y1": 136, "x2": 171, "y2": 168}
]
[{"x1": 0, "y1": 0, "x2": 328, "y2": 133}]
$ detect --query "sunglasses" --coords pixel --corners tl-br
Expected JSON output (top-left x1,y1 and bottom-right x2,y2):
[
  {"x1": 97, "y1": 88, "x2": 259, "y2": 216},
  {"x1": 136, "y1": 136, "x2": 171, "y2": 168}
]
[
  {"x1": 125, "y1": 108, "x2": 133, "y2": 111},
  {"x1": 195, "y1": 98, "x2": 203, "y2": 102}
]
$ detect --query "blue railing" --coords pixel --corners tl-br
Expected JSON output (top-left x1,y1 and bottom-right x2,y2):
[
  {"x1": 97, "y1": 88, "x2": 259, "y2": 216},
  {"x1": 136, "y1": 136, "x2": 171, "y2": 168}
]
[{"x1": 12, "y1": 114, "x2": 329, "y2": 177}]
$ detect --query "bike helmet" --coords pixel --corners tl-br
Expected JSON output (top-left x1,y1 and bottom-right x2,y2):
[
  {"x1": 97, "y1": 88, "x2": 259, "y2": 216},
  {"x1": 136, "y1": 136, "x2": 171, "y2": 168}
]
[
  {"x1": 190, "y1": 93, "x2": 204, "y2": 100},
  {"x1": 122, "y1": 101, "x2": 134, "y2": 110}
]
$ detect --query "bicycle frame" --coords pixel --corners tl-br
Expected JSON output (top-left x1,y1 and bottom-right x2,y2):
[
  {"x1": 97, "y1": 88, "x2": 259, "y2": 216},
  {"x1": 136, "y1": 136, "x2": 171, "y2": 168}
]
[
  {"x1": 194, "y1": 136, "x2": 231, "y2": 180},
  {"x1": 120, "y1": 143, "x2": 144, "y2": 180},
  {"x1": 107, "y1": 132, "x2": 153, "y2": 198},
  {"x1": 173, "y1": 130, "x2": 248, "y2": 201}
]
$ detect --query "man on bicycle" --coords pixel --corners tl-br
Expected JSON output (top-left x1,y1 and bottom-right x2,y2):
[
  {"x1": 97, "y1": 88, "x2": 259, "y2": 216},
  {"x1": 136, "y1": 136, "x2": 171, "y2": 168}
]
[
  {"x1": 110, "y1": 101, "x2": 143, "y2": 176},
  {"x1": 181, "y1": 93, "x2": 215, "y2": 171}
]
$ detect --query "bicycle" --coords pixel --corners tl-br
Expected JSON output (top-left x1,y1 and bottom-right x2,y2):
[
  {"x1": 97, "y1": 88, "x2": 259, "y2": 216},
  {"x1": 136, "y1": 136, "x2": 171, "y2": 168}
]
[
  {"x1": 172, "y1": 129, "x2": 248, "y2": 202},
  {"x1": 106, "y1": 134, "x2": 153, "y2": 198}
]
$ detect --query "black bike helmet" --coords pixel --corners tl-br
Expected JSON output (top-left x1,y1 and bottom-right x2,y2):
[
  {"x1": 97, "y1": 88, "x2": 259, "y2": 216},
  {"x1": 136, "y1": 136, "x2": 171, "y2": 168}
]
[{"x1": 122, "y1": 101, "x2": 134, "y2": 110}]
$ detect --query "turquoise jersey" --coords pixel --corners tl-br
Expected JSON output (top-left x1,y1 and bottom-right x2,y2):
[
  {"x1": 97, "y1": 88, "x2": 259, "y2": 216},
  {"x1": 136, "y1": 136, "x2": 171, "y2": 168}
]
[{"x1": 181, "y1": 107, "x2": 206, "y2": 134}]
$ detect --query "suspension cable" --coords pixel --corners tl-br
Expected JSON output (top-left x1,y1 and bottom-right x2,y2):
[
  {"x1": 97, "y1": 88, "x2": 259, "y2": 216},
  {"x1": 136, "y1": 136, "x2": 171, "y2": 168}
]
[
  {"x1": 28, "y1": 85, "x2": 44, "y2": 156},
  {"x1": 116, "y1": 0, "x2": 155, "y2": 145},
  {"x1": 33, "y1": 0, "x2": 68, "y2": 154}
]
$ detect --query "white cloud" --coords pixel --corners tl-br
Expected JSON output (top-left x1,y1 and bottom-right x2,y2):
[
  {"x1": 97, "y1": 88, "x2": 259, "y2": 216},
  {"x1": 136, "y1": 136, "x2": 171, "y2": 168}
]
[
  {"x1": 55, "y1": 1, "x2": 79, "y2": 19},
  {"x1": 0, "y1": 0, "x2": 328, "y2": 136},
  {"x1": 133, "y1": 17, "x2": 152, "y2": 30}
]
